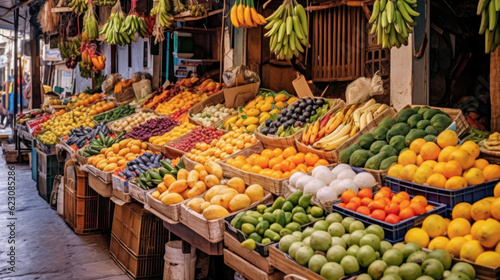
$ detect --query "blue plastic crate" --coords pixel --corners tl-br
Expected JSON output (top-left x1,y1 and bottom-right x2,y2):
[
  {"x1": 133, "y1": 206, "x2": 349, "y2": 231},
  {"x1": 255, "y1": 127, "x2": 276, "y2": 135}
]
[
  {"x1": 332, "y1": 192, "x2": 447, "y2": 243},
  {"x1": 385, "y1": 176, "x2": 498, "y2": 214}
]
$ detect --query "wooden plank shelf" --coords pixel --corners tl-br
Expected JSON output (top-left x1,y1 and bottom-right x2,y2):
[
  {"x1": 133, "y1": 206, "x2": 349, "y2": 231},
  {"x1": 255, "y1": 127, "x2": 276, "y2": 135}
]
[
  {"x1": 162, "y1": 220, "x2": 223, "y2": 256},
  {"x1": 52, "y1": 7, "x2": 73, "y2": 13},
  {"x1": 174, "y1": 8, "x2": 223, "y2": 22}
]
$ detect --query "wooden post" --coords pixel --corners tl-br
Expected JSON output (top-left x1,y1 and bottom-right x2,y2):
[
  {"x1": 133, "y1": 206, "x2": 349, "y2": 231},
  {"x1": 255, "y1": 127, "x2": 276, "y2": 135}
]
[{"x1": 491, "y1": 49, "x2": 500, "y2": 131}]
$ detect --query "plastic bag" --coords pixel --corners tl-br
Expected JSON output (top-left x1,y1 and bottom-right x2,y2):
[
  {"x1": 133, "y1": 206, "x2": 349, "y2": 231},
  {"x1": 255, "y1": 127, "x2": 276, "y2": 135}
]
[
  {"x1": 222, "y1": 65, "x2": 260, "y2": 88},
  {"x1": 346, "y1": 71, "x2": 384, "y2": 104},
  {"x1": 102, "y1": 73, "x2": 123, "y2": 93}
]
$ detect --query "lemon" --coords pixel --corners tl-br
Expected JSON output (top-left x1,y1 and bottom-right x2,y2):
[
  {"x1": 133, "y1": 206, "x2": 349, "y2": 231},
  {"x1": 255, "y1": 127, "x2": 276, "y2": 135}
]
[
  {"x1": 405, "y1": 228, "x2": 430, "y2": 248},
  {"x1": 446, "y1": 237, "x2": 467, "y2": 258},
  {"x1": 475, "y1": 252, "x2": 500, "y2": 268},
  {"x1": 460, "y1": 240, "x2": 484, "y2": 262},
  {"x1": 422, "y1": 214, "x2": 447, "y2": 238},
  {"x1": 428, "y1": 236, "x2": 450, "y2": 250}
]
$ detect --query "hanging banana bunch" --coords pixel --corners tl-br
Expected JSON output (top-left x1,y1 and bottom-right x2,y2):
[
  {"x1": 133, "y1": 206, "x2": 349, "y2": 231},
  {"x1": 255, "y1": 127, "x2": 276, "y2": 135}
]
[
  {"x1": 264, "y1": 0, "x2": 308, "y2": 60},
  {"x1": 478, "y1": 0, "x2": 500, "y2": 53},
  {"x1": 188, "y1": 4, "x2": 207, "y2": 18},
  {"x1": 368, "y1": 0, "x2": 419, "y2": 49},
  {"x1": 151, "y1": 0, "x2": 174, "y2": 28},
  {"x1": 230, "y1": 0, "x2": 267, "y2": 28},
  {"x1": 93, "y1": 0, "x2": 117, "y2": 5},
  {"x1": 68, "y1": 0, "x2": 88, "y2": 13},
  {"x1": 83, "y1": 3, "x2": 99, "y2": 40},
  {"x1": 99, "y1": 0, "x2": 133, "y2": 45}
]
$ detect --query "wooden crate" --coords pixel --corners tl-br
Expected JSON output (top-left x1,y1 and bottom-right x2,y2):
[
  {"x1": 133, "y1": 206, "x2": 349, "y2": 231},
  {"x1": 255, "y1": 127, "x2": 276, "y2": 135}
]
[
  {"x1": 402, "y1": 105, "x2": 469, "y2": 138},
  {"x1": 37, "y1": 147, "x2": 64, "y2": 176},
  {"x1": 145, "y1": 188, "x2": 199, "y2": 222},
  {"x1": 269, "y1": 244, "x2": 326, "y2": 280},
  {"x1": 109, "y1": 233, "x2": 164, "y2": 279},
  {"x1": 112, "y1": 188, "x2": 133, "y2": 203},
  {"x1": 188, "y1": 90, "x2": 229, "y2": 126},
  {"x1": 85, "y1": 164, "x2": 113, "y2": 182},
  {"x1": 365, "y1": 48, "x2": 390, "y2": 77},
  {"x1": 311, "y1": 4, "x2": 366, "y2": 82},
  {"x1": 224, "y1": 232, "x2": 274, "y2": 274},
  {"x1": 37, "y1": 172, "x2": 56, "y2": 203},
  {"x1": 161, "y1": 133, "x2": 189, "y2": 159},
  {"x1": 224, "y1": 249, "x2": 284, "y2": 280},
  {"x1": 128, "y1": 182, "x2": 149, "y2": 204},
  {"x1": 112, "y1": 202, "x2": 169, "y2": 256},
  {"x1": 88, "y1": 171, "x2": 113, "y2": 198},
  {"x1": 179, "y1": 192, "x2": 273, "y2": 243},
  {"x1": 112, "y1": 174, "x2": 129, "y2": 193}
]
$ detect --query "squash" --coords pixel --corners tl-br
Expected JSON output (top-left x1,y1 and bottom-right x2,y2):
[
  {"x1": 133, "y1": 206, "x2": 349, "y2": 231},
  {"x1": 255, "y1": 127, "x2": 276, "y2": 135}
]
[
  {"x1": 205, "y1": 185, "x2": 227, "y2": 202},
  {"x1": 204, "y1": 175, "x2": 220, "y2": 188},
  {"x1": 151, "y1": 190, "x2": 161, "y2": 199},
  {"x1": 163, "y1": 174, "x2": 176, "y2": 187},
  {"x1": 204, "y1": 161, "x2": 223, "y2": 179},
  {"x1": 157, "y1": 182, "x2": 167, "y2": 193},
  {"x1": 103, "y1": 163, "x2": 118, "y2": 172},
  {"x1": 227, "y1": 177, "x2": 246, "y2": 193},
  {"x1": 244, "y1": 184, "x2": 264, "y2": 203},
  {"x1": 177, "y1": 169, "x2": 189, "y2": 181},
  {"x1": 199, "y1": 170, "x2": 208, "y2": 182},
  {"x1": 118, "y1": 148, "x2": 130, "y2": 157},
  {"x1": 187, "y1": 170, "x2": 200, "y2": 188},
  {"x1": 202, "y1": 205, "x2": 230, "y2": 220},
  {"x1": 187, "y1": 181, "x2": 206, "y2": 198},
  {"x1": 186, "y1": 198, "x2": 206, "y2": 213},
  {"x1": 180, "y1": 188, "x2": 190, "y2": 200},
  {"x1": 217, "y1": 188, "x2": 239, "y2": 196},
  {"x1": 194, "y1": 164, "x2": 206, "y2": 173},
  {"x1": 229, "y1": 194, "x2": 251, "y2": 212},
  {"x1": 168, "y1": 179, "x2": 188, "y2": 193},
  {"x1": 200, "y1": 202, "x2": 211, "y2": 212},
  {"x1": 161, "y1": 193, "x2": 184, "y2": 205}
]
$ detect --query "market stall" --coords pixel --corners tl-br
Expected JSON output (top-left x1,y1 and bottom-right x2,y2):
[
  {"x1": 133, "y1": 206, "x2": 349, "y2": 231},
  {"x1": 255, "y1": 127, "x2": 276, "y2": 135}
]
[{"x1": 4, "y1": 0, "x2": 500, "y2": 279}]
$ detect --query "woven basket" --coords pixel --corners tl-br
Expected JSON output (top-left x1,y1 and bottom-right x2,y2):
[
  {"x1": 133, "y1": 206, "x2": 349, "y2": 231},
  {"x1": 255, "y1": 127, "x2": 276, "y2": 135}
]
[
  {"x1": 254, "y1": 98, "x2": 345, "y2": 150},
  {"x1": 188, "y1": 91, "x2": 232, "y2": 127},
  {"x1": 402, "y1": 105, "x2": 469, "y2": 138},
  {"x1": 162, "y1": 133, "x2": 190, "y2": 160},
  {"x1": 479, "y1": 140, "x2": 500, "y2": 165},
  {"x1": 295, "y1": 107, "x2": 397, "y2": 163}
]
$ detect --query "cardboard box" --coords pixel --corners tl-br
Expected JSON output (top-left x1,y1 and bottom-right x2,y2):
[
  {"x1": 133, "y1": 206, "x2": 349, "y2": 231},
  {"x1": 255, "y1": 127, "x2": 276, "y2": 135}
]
[{"x1": 224, "y1": 82, "x2": 260, "y2": 108}]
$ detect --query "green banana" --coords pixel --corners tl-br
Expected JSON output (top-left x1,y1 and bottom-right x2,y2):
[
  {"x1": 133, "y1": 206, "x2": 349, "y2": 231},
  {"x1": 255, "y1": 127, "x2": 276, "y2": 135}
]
[{"x1": 369, "y1": 0, "x2": 380, "y2": 23}]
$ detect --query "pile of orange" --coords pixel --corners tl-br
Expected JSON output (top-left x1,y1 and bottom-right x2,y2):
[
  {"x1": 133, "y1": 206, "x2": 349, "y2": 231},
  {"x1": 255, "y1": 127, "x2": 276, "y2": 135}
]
[
  {"x1": 226, "y1": 147, "x2": 329, "y2": 179},
  {"x1": 88, "y1": 139, "x2": 150, "y2": 172},
  {"x1": 405, "y1": 187, "x2": 500, "y2": 268},
  {"x1": 338, "y1": 187, "x2": 433, "y2": 224},
  {"x1": 388, "y1": 129, "x2": 500, "y2": 190},
  {"x1": 74, "y1": 93, "x2": 103, "y2": 107},
  {"x1": 89, "y1": 101, "x2": 117, "y2": 116},
  {"x1": 155, "y1": 91, "x2": 203, "y2": 115}
]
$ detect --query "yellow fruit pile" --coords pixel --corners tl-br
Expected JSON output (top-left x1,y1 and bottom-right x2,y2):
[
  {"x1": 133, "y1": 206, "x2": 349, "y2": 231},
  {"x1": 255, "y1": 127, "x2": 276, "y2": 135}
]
[
  {"x1": 89, "y1": 100, "x2": 116, "y2": 115},
  {"x1": 149, "y1": 123, "x2": 198, "y2": 145},
  {"x1": 185, "y1": 129, "x2": 257, "y2": 163},
  {"x1": 406, "y1": 189, "x2": 500, "y2": 268},
  {"x1": 87, "y1": 139, "x2": 150, "y2": 172},
  {"x1": 388, "y1": 130, "x2": 500, "y2": 190},
  {"x1": 155, "y1": 91, "x2": 202, "y2": 115},
  {"x1": 41, "y1": 106, "x2": 95, "y2": 137},
  {"x1": 223, "y1": 93, "x2": 296, "y2": 133},
  {"x1": 183, "y1": 163, "x2": 265, "y2": 220}
]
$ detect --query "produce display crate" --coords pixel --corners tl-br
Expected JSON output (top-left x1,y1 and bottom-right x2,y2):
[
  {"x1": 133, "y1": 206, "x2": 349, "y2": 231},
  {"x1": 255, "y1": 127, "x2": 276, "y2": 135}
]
[
  {"x1": 188, "y1": 90, "x2": 229, "y2": 127},
  {"x1": 112, "y1": 174, "x2": 129, "y2": 193},
  {"x1": 88, "y1": 168, "x2": 113, "y2": 198},
  {"x1": 106, "y1": 109, "x2": 163, "y2": 136},
  {"x1": 224, "y1": 249, "x2": 284, "y2": 280},
  {"x1": 128, "y1": 182, "x2": 149, "y2": 204},
  {"x1": 145, "y1": 142, "x2": 162, "y2": 154},
  {"x1": 112, "y1": 202, "x2": 169, "y2": 256},
  {"x1": 161, "y1": 133, "x2": 189, "y2": 159},
  {"x1": 85, "y1": 164, "x2": 113, "y2": 182},
  {"x1": 145, "y1": 188, "x2": 200, "y2": 222},
  {"x1": 55, "y1": 143, "x2": 75, "y2": 163},
  {"x1": 294, "y1": 106, "x2": 396, "y2": 163},
  {"x1": 223, "y1": 232, "x2": 275, "y2": 274},
  {"x1": 450, "y1": 257, "x2": 500, "y2": 280},
  {"x1": 332, "y1": 192, "x2": 447, "y2": 242},
  {"x1": 37, "y1": 141, "x2": 57, "y2": 155},
  {"x1": 74, "y1": 153, "x2": 88, "y2": 165},
  {"x1": 37, "y1": 172, "x2": 56, "y2": 203},
  {"x1": 36, "y1": 147, "x2": 65, "y2": 176},
  {"x1": 109, "y1": 233, "x2": 164, "y2": 279},
  {"x1": 478, "y1": 142, "x2": 500, "y2": 165},
  {"x1": 179, "y1": 192, "x2": 273, "y2": 243},
  {"x1": 269, "y1": 243, "x2": 331, "y2": 280},
  {"x1": 386, "y1": 176, "x2": 499, "y2": 215},
  {"x1": 218, "y1": 142, "x2": 293, "y2": 196},
  {"x1": 112, "y1": 188, "x2": 133, "y2": 203},
  {"x1": 401, "y1": 105, "x2": 469, "y2": 138},
  {"x1": 254, "y1": 98, "x2": 345, "y2": 150}
]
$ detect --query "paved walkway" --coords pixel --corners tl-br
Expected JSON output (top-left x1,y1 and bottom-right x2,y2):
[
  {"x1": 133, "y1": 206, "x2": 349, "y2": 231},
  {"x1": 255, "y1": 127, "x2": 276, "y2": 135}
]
[{"x1": 0, "y1": 150, "x2": 129, "y2": 280}]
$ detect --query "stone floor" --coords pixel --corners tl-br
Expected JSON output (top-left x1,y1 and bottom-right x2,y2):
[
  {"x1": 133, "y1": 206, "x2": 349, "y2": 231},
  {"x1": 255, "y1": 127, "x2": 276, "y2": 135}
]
[{"x1": 0, "y1": 150, "x2": 129, "y2": 280}]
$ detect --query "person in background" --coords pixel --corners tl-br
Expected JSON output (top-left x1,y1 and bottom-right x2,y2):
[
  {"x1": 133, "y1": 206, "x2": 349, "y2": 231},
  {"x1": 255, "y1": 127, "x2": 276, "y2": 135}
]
[{"x1": 22, "y1": 73, "x2": 31, "y2": 110}]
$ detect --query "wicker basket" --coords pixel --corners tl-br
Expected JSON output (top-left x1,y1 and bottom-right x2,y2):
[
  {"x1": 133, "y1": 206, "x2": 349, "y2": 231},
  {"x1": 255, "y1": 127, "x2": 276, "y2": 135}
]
[
  {"x1": 479, "y1": 140, "x2": 500, "y2": 165},
  {"x1": 254, "y1": 98, "x2": 345, "y2": 150},
  {"x1": 295, "y1": 107, "x2": 397, "y2": 163},
  {"x1": 188, "y1": 91, "x2": 233, "y2": 127}
]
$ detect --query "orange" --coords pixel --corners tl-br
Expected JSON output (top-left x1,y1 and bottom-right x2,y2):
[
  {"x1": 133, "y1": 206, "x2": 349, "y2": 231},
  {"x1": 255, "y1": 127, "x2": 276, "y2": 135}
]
[
  {"x1": 425, "y1": 205, "x2": 434, "y2": 212},
  {"x1": 491, "y1": 197, "x2": 500, "y2": 220},
  {"x1": 271, "y1": 171, "x2": 283, "y2": 179},
  {"x1": 398, "y1": 150, "x2": 418, "y2": 166},
  {"x1": 410, "y1": 138, "x2": 427, "y2": 154},
  {"x1": 445, "y1": 176, "x2": 468, "y2": 190},
  {"x1": 388, "y1": 164, "x2": 404, "y2": 178},
  {"x1": 272, "y1": 163, "x2": 282, "y2": 171},
  {"x1": 272, "y1": 148, "x2": 283, "y2": 157},
  {"x1": 255, "y1": 156, "x2": 270, "y2": 169},
  {"x1": 449, "y1": 149, "x2": 475, "y2": 170},
  {"x1": 232, "y1": 159, "x2": 245, "y2": 169},
  {"x1": 437, "y1": 130, "x2": 459, "y2": 148},
  {"x1": 448, "y1": 218, "x2": 471, "y2": 239},
  {"x1": 235, "y1": 155, "x2": 246, "y2": 162},
  {"x1": 307, "y1": 166, "x2": 314, "y2": 173},
  {"x1": 296, "y1": 163, "x2": 308, "y2": 173},
  {"x1": 291, "y1": 153, "x2": 305, "y2": 165},
  {"x1": 399, "y1": 164, "x2": 418, "y2": 181},
  {"x1": 452, "y1": 202, "x2": 472, "y2": 222},
  {"x1": 280, "y1": 160, "x2": 292, "y2": 172},
  {"x1": 250, "y1": 165, "x2": 263, "y2": 174},
  {"x1": 428, "y1": 236, "x2": 450, "y2": 250},
  {"x1": 409, "y1": 203, "x2": 426, "y2": 215},
  {"x1": 461, "y1": 141, "x2": 480, "y2": 159},
  {"x1": 399, "y1": 200, "x2": 411, "y2": 209},
  {"x1": 471, "y1": 220, "x2": 486, "y2": 240},
  {"x1": 413, "y1": 165, "x2": 433, "y2": 184},
  {"x1": 356, "y1": 206, "x2": 371, "y2": 215},
  {"x1": 361, "y1": 197, "x2": 373, "y2": 206},
  {"x1": 392, "y1": 193, "x2": 408, "y2": 204},
  {"x1": 421, "y1": 160, "x2": 438, "y2": 169},
  {"x1": 438, "y1": 146, "x2": 458, "y2": 162},
  {"x1": 405, "y1": 228, "x2": 430, "y2": 248},
  {"x1": 282, "y1": 171, "x2": 291, "y2": 178},
  {"x1": 474, "y1": 159, "x2": 490, "y2": 170},
  {"x1": 411, "y1": 195, "x2": 428, "y2": 206},
  {"x1": 483, "y1": 164, "x2": 500, "y2": 181},
  {"x1": 427, "y1": 173, "x2": 447, "y2": 189},
  {"x1": 398, "y1": 191, "x2": 410, "y2": 200},
  {"x1": 350, "y1": 197, "x2": 362, "y2": 207},
  {"x1": 443, "y1": 160, "x2": 463, "y2": 179},
  {"x1": 460, "y1": 240, "x2": 484, "y2": 262},
  {"x1": 433, "y1": 162, "x2": 446, "y2": 174},
  {"x1": 261, "y1": 149, "x2": 274, "y2": 159},
  {"x1": 446, "y1": 237, "x2": 468, "y2": 257},
  {"x1": 370, "y1": 209, "x2": 386, "y2": 221},
  {"x1": 475, "y1": 252, "x2": 500, "y2": 268},
  {"x1": 304, "y1": 153, "x2": 320, "y2": 166},
  {"x1": 463, "y1": 167, "x2": 486, "y2": 186},
  {"x1": 241, "y1": 164, "x2": 252, "y2": 172},
  {"x1": 416, "y1": 155, "x2": 424, "y2": 166},
  {"x1": 495, "y1": 181, "x2": 500, "y2": 198},
  {"x1": 342, "y1": 190, "x2": 357, "y2": 204},
  {"x1": 226, "y1": 158, "x2": 235, "y2": 166},
  {"x1": 314, "y1": 159, "x2": 330, "y2": 167},
  {"x1": 261, "y1": 169, "x2": 274, "y2": 177},
  {"x1": 420, "y1": 142, "x2": 441, "y2": 161},
  {"x1": 357, "y1": 188, "x2": 373, "y2": 199},
  {"x1": 400, "y1": 208, "x2": 416, "y2": 221},
  {"x1": 345, "y1": 202, "x2": 358, "y2": 211},
  {"x1": 268, "y1": 157, "x2": 283, "y2": 169},
  {"x1": 283, "y1": 147, "x2": 297, "y2": 159}
]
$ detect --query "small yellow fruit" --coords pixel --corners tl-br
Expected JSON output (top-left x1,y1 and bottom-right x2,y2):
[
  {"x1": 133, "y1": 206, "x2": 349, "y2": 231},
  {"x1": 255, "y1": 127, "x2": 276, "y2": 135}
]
[
  {"x1": 428, "y1": 236, "x2": 450, "y2": 250},
  {"x1": 446, "y1": 237, "x2": 467, "y2": 258},
  {"x1": 476, "y1": 218, "x2": 500, "y2": 248},
  {"x1": 452, "y1": 202, "x2": 472, "y2": 222},
  {"x1": 447, "y1": 218, "x2": 471, "y2": 239},
  {"x1": 460, "y1": 240, "x2": 484, "y2": 262},
  {"x1": 475, "y1": 252, "x2": 500, "y2": 268},
  {"x1": 422, "y1": 214, "x2": 447, "y2": 238},
  {"x1": 229, "y1": 194, "x2": 251, "y2": 212},
  {"x1": 405, "y1": 228, "x2": 430, "y2": 248}
]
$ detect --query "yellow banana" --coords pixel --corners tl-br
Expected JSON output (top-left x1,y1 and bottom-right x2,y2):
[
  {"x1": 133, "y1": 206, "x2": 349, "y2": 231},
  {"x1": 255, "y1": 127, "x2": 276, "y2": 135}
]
[
  {"x1": 250, "y1": 8, "x2": 261, "y2": 25},
  {"x1": 237, "y1": 3, "x2": 245, "y2": 26},
  {"x1": 230, "y1": 5, "x2": 240, "y2": 28},
  {"x1": 244, "y1": 5, "x2": 254, "y2": 27}
]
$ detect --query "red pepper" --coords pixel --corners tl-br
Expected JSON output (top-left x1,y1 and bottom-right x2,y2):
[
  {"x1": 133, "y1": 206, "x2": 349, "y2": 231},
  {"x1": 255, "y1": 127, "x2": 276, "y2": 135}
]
[{"x1": 320, "y1": 113, "x2": 331, "y2": 129}]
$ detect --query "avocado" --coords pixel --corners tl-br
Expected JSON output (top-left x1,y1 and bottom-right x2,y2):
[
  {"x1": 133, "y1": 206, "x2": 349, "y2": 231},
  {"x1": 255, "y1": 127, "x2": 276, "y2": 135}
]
[
  {"x1": 370, "y1": 140, "x2": 388, "y2": 154},
  {"x1": 424, "y1": 135, "x2": 437, "y2": 142},
  {"x1": 380, "y1": 156, "x2": 398, "y2": 170},
  {"x1": 423, "y1": 108, "x2": 446, "y2": 120},
  {"x1": 339, "y1": 144, "x2": 362, "y2": 164},
  {"x1": 386, "y1": 123, "x2": 411, "y2": 142},
  {"x1": 389, "y1": 135, "x2": 406, "y2": 152},
  {"x1": 416, "y1": 119, "x2": 431, "y2": 130},
  {"x1": 430, "y1": 114, "x2": 452, "y2": 132},
  {"x1": 380, "y1": 145, "x2": 398, "y2": 157},
  {"x1": 425, "y1": 125, "x2": 440, "y2": 136},
  {"x1": 359, "y1": 133, "x2": 375, "y2": 149},
  {"x1": 350, "y1": 150, "x2": 374, "y2": 167},
  {"x1": 373, "y1": 127, "x2": 389, "y2": 141},
  {"x1": 397, "y1": 108, "x2": 418, "y2": 123},
  {"x1": 405, "y1": 129, "x2": 427, "y2": 146},
  {"x1": 365, "y1": 152, "x2": 388, "y2": 170},
  {"x1": 379, "y1": 117, "x2": 397, "y2": 130},
  {"x1": 407, "y1": 114, "x2": 423, "y2": 128}
]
